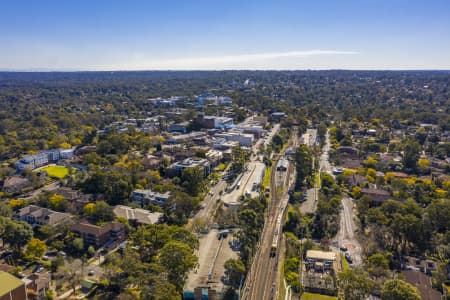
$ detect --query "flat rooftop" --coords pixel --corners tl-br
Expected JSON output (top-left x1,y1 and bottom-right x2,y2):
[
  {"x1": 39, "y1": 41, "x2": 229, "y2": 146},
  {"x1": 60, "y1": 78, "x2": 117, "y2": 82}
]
[{"x1": 306, "y1": 250, "x2": 336, "y2": 261}]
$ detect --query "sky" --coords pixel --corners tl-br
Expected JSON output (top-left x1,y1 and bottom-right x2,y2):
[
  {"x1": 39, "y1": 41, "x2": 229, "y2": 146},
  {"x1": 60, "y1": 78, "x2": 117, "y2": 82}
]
[{"x1": 1, "y1": 0, "x2": 450, "y2": 70}]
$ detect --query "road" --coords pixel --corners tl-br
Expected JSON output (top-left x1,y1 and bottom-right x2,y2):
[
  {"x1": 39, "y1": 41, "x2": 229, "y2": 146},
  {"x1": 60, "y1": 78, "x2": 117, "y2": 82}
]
[
  {"x1": 242, "y1": 128, "x2": 298, "y2": 300},
  {"x1": 317, "y1": 129, "x2": 362, "y2": 266},
  {"x1": 300, "y1": 129, "x2": 319, "y2": 214},
  {"x1": 335, "y1": 196, "x2": 363, "y2": 266},
  {"x1": 319, "y1": 129, "x2": 333, "y2": 175}
]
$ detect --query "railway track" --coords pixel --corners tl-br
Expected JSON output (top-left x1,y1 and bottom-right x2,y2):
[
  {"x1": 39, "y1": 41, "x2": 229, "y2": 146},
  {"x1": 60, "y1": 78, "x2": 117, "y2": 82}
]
[{"x1": 242, "y1": 128, "x2": 298, "y2": 300}]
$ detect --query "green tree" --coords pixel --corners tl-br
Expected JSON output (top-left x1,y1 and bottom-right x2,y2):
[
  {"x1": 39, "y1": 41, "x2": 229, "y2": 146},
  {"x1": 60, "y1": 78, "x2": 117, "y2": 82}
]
[
  {"x1": 381, "y1": 278, "x2": 420, "y2": 300},
  {"x1": 72, "y1": 237, "x2": 84, "y2": 254},
  {"x1": 338, "y1": 268, "x2": 375, "y2": 300},
  {"x1": 159, "y1": 240, "x2": 198, "y2": 289},
  {"x1": 3, "y1": 219, "x2": 33, "y2": 252},
  {"x1": 402, "y1": 140, "x2": 421, "y2": 171},
  {"x1": 366, "y1": 253, "x2": 389, "y2": 278},
  {"x1": 92, "y1": 201, "x2": 114, "y2": 223},
  {"x1": 0, "y1": 202, "x2": 12, "y2": 217},
  {"x1": 295, "y1": 144, "x2": 313, "y2": 189},
  {"x1": 181, "y1": 166, "x2": 205, "y2": 196},
  {"x1": 224, "y1": 258, "x2": 246, "y2": 289}
]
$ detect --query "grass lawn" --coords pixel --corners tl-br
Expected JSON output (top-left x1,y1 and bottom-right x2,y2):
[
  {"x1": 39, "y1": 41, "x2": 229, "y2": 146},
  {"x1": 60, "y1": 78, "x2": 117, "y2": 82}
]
[
  {"x1": 41, "y1": 165, "x2": 70, "y2": 179},
  {"x1": 314, "y1": 171, "x2": 321, "y2": 188},
  {"x1": 341, "y1": 253, "x2": 349, "y2": 271},
  {"x1": 301, "y1": 293, "x2": 338, "y2": 300},
  {"x1": 263, "y1": 166, "x2": 271, "y2": 188}
]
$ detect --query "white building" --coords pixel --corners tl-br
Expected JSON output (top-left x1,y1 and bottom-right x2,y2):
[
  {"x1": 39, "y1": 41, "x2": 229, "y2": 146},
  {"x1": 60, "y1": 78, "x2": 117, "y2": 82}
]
[{"x1": 215, "y1": 132, "x2": 254, "y2": 147}]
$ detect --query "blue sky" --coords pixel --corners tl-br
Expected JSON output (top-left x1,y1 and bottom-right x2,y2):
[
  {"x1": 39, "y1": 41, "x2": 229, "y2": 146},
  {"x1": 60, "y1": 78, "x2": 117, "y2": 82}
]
[{"x1": 1, "y1": 0, "x2": 449, "y2": 70}]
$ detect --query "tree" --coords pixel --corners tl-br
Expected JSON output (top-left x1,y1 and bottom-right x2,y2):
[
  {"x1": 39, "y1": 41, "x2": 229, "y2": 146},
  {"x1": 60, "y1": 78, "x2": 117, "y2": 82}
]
[
  {"x1": 366, "y1": 253, "x2": 389, "y2": 278},
  {"x1": 224, "y1": 259, "x2": 246, "y2": 288},
  {"x1": 381, "y1": 278, "x2": 420, "y2": 300},
  {"x1": 0, "y1": 202, "x2": 12, "y2": 217},
  {"x1": 338, "y1": 268, "x2": 375, "y2": 300},
  {"x1": 3, "y1": 219, "x2": 33, "y2": 252},
  {"x1": 58, "y1": 259, "x2": 83, "y2": 294},
  {"x1": 159, "y1": 240, "x2": 198, "y2": 289},
  {"x1": 26, "y1": 238, "x2": 47, "y2": 258},
  {"x1": 295, "y1": 144, "x2": 313, "y2": 189},
  {"x1": 181, "y1": 166, "x2": 205, "y2": 196},
  {"x1": 92, "y1": 201, "x2": 114, "y2": 223},
  {"x1": 72, "y1": 238, "x2": 84, "y2": 254},
  {"x1": 49, "y1": 194, "x2": 68, "y2": 212},
  {"x1": 83, "y1": 202, "x2": 96, "y2": 216},
  {"x1": 402, "y1": 140, "x2": 421, "y2": 171}
]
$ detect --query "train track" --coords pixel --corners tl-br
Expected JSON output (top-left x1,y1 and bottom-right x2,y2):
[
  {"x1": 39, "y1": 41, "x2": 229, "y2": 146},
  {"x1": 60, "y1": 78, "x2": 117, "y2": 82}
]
[{"x1": 242, "y1": 128, "x2": 298, "y2": 300}]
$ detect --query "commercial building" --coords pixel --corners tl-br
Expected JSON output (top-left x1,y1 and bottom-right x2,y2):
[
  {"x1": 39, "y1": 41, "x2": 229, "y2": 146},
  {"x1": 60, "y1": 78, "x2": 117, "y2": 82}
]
[
  {"x1": 130, "y1": 189, "x2": 172, "y2": 207},
  {"x1": 16, "y1": 153, "x2": 48, "y2": 171},
  {"x1": 166, "y1": 158, "x2": 211, "y2": 178},
  {"x1": 168, "y1": 121, "x2": 190, "y2": 134},
  {"x1": 194, "y1": 113, "x2": 234, "y2": 129},
  {"x1": 305, "y1": 250, "x2": 336, "y2": 272},
  {"x1": 214, "y1": 132, "x2": 254, "y2": 147},
  {"x1": 196, "y1": 93, "x2": 232, "y2": 106},
  {"x1": 15, "y1": 148, "x2": 75, "y2": 171}
]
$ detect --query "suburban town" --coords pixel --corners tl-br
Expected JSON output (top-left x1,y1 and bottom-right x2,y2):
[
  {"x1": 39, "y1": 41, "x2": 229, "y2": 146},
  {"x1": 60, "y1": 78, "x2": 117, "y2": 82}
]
[
  {"x1": 1, "y1": 1, "x2": 450, "y2": 300},
  {"x1": 0, "y1": 70, "x2": 449, "y2": 300}
]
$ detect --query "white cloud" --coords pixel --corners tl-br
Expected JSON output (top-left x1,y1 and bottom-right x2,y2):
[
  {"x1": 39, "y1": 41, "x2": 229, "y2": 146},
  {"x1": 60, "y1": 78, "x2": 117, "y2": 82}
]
[{"x1": 107, "y1": 49, "x2": 358, "y2": 70}]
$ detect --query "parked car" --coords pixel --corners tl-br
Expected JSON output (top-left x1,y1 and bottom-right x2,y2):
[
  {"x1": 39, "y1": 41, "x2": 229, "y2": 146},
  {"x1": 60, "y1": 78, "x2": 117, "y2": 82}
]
[
  {"x1": 88, "y1": 270, "x2": 95, "y2": 276},
  {"x1": 340, "y1": 246, "x2": 348, "y2": 252}
]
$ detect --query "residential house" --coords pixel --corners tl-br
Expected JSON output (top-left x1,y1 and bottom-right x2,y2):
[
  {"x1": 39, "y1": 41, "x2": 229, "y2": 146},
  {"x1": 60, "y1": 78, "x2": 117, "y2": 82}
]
[
  {"x1": 361, "y1": 188, "x2": 392, "y2": 204},
  {"x1": 130, "y1": 189, "x2": 171, "y2": 207},
  {"x1": 0, "y1": 271, "x2": 28, "y2": 300},
  {"x1": 71, "y1": 220, "x2": 125, "y2": 248},
  {"x1": 24, "y1": 273, "x2": 50, "y2": 300},
  {"x1": 15, "y1": 205, "x2": 72, "y2": 229},
  {"x1": 2, "y1": 176, "x2": 31, "y2": 193},
  {"x1": 113, "y1": 205, "x2": 163, "y2": 226},
  {"x1": 402, "y1": 270, "x2": 441, "y2": 300}
]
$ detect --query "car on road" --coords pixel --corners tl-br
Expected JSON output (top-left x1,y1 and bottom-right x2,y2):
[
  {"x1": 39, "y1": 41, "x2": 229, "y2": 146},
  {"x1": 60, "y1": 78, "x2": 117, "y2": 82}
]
[
  {"x1": 88, "y1": 270, "x2": 95, "y2": 276},
  {"x1": 345, "y1": 252, "x2": 353, "y2": 264}
]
